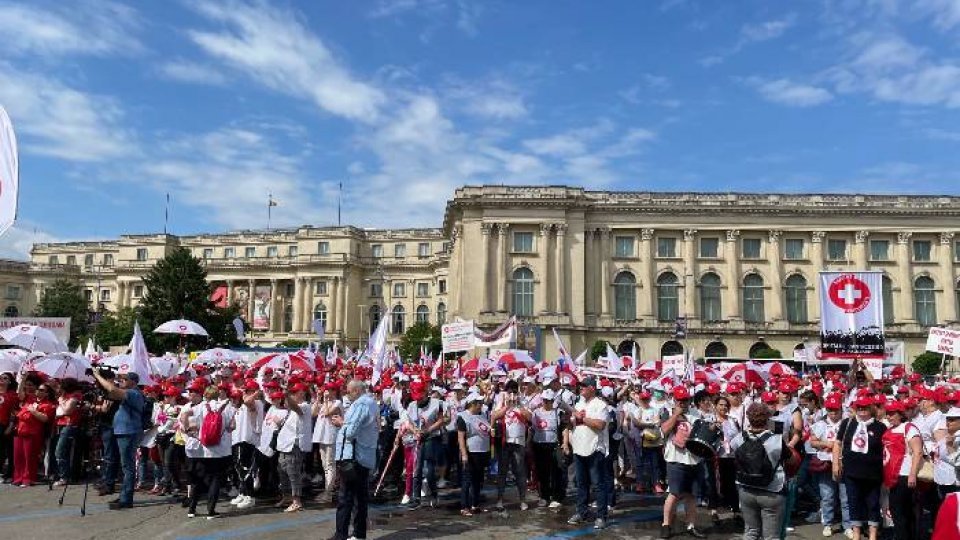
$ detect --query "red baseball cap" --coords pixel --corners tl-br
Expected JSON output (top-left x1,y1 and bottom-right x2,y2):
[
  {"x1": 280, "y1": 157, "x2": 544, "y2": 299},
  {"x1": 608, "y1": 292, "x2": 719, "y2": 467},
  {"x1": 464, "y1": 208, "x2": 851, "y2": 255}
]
[
  {"x1": 268, "y1": 391, "x2": 284, "y2": 401},
  {"x1": 163, "y1": 387, "x2": 180, "y2": 398},
  {"x1": 672, "y1": 386, "x2": 691, "y2": 401},
  {"x1": 761, "y1": 391, "x2": 778, "y2": 404},
  {"x1": 885, "y1": 400, "x2": 905, "y2": 413},
  {"x1": 707, "y1": 383, "x2": 721, "y2": 395},
  {"x1": 824, "y1": 395, "x2": 842, "y2": 410},
  {"x1": 853, "y1": 396, "x2": 874, "y2": 408},
  {"x1": 243, "y1": 380, "x2": 259, "y2": 391}
]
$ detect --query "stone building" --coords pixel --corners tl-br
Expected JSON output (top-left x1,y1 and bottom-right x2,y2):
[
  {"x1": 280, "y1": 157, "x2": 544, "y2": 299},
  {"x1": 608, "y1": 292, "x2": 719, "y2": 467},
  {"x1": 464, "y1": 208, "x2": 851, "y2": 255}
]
[{"x1": 18, "y1": 185, "x2": 960, "y2": 362}]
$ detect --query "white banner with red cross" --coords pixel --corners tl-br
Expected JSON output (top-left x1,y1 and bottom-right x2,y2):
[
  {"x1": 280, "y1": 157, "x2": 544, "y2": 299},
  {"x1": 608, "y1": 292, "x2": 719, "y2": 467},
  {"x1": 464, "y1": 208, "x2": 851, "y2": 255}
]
[{"x1": 818, "y1": 271, "x2": 885, "y2": 359}]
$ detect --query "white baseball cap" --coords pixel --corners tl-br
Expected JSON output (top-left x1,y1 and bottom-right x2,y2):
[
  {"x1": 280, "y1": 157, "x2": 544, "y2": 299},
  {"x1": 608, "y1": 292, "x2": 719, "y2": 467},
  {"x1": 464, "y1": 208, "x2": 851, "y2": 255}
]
[
  {"x1": 541, "y1": 389, "x2": 556, "y2": 400},
  {"x1": 601, "y1": 386, "x2": 614, "y2": 398},
  {"x1": 465, "y1": 392, "x2": 484, "y2": 404},
  {"x1": 946, "y1": 407, "x2": 960, "y2": 418}
]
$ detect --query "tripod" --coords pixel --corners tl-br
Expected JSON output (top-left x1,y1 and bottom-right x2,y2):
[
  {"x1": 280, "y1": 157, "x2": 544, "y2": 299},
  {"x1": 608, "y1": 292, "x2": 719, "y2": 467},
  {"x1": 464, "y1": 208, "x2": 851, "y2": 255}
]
[{"x1": 57, "y1": 415, "x2": 103, "y2": 516}]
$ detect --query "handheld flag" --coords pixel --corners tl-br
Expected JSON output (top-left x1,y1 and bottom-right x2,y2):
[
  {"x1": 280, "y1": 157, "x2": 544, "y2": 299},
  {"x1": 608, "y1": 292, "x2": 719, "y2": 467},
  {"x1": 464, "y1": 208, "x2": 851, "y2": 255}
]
[{"x1": 0, "y1": 106, "x2": 18, "y2": 237}]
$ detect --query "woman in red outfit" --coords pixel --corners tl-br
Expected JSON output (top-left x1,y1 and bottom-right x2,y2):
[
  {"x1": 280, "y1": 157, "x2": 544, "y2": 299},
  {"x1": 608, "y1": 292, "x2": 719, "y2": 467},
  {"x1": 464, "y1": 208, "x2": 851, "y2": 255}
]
[
  {"x1": 0, "y1": 372, "x2": 18, "y2": 482},
  {"x1": 13, "y1": 375, "x2": 55, "y2": 487}
]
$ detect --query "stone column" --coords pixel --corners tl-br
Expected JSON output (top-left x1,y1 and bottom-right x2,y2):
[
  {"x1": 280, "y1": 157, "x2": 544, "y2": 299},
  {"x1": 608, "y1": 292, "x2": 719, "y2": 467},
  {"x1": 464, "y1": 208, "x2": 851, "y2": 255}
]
[
  {"x1": 479, "y1": 223, "x2": 493, "y2": 313},
  {"x1": 725, "y1": 230, "x2": 741, "y2": 320},
  {"x1": 600, "y1": 227, "x2": 612, "y2": 318},
  {"x1": 338, "y1": 271, "x2": 349, "y2": 334},
  {"x1": 226, "y1": 279, "x2": 234, "y2": 306},
  {"x1": 897, "y1": 232, "x2": 915, "y2": 323},
  {"x1": 302, "y1": 277, "x2": 314, "y2": 332},
  {"x1": 247, "y1": 279, "x2": 255, "y2": 323},
  {"x1": 640, "y1": 228, "x2": 655, "y2": 320},
  {"x1": 538, "y1": 223, "x2": 552, "y2": 314},
  {"x1": 497, "y1": 223, "x2": 510, "y2": 312},
  {"x1": 585, "y1": 229, "x2": 595, "y2": 316},
  {"x1": 854, "y1": 231, "x2": 869, "y2": 269},
  {"x1": 117, "y1": 282, "x2": 126, "y2": 309},
  {"x1": 555, "y1": 223, "x2": 567, "y2": 315},
  {"x1": 292, "y1": 277, "x2": 304, "y2": 332},
  {"x1": 940, "y1": 232, "x2": 957, "y2": 323},
  {"x1": 328, "y1": 277, "x2": 338, "y2": 334},
  {"x1": 683, "y1": 229, "x2": 697, "y2": 319},
  {"x1": 768, "y1": 230, "x2": 784, "y2": 322},
  {"x1": 269, "y1": 278, "x2": 279, "y2": 333},
  {"x1": 810, "y1": 232, "x2": 825, "y2": 322}
]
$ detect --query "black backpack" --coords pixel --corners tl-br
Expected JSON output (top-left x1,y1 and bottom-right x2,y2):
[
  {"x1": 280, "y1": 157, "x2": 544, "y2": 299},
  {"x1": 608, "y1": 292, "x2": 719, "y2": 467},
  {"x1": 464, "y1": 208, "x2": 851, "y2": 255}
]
[{"x1": 735, "y1": 431, "x2": 775, "y2": 488}]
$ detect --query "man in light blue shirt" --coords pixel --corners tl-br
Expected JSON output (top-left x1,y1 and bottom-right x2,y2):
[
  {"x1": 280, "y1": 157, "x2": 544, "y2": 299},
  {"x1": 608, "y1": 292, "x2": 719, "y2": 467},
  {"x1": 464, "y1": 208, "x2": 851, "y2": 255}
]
[{"x1": 333, "y1": 380, "x2": 378, "y2": 540}]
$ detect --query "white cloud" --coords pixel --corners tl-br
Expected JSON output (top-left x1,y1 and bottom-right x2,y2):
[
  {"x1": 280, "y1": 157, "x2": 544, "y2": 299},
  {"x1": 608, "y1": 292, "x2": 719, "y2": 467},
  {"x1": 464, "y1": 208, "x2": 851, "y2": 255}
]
[
  {"x1": 0, "y1": 0, "x2": 141, "y2": 57},
  {"x1": 750, "y1": 78, "x2": 834, "y2": 107},
  {"x1": 188, "y1": 1, "x2": 385, "y2": 123},
  {"x1": 157, "y1": 60, "x2": 227, "y2": 86},
  {"x1": 0, "y1": 225, "x2": 65, "y2": 260},
  {"x1": 0, "y1": 62, "x2": 135, "y2": 162},
  {"x1": 914, "y1": 0, "x2": 960, "y2": 30},
  {"x1": 740, "y1": 14, "x2": 797, "y2": 43},
  {"x1": 445, "y1": 78, "x2": 528, "y2": 120}
]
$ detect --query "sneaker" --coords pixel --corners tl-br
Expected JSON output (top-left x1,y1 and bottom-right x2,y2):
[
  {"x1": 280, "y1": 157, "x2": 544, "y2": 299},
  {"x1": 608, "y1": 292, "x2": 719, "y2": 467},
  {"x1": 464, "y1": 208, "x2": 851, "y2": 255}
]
[
  {"x1": 520, "y1": 502, "x2": 529, "y2": 511},
  {"x1": 844, "y1": 529, "x2": 854, "y2": 539},
  {"x1": 187, "y1": 512, "x2": 196, "y2": 518},
  {"x1": 430, "y1": 497, "x2": 439, "y2": 508},
  {"x1": 654, "y1": 484, "x2": 665, "y2": 494},
  {"x1": 53, "y1": 480, "x2": 67, "y2": 487},
  {"x1": 658, "y1": 525, "x2": 672, "y2": 539},
  {"x1": 401, "y1": 494, "x2": 411, "y2": 505},
  {"x1": 806, "y1": 512, "x2": 821, "y2": 524},
  {"x1": 230, "y1": 494, "x2": 244, "y2": 505},
  {"x1": 594, "y1": 518, "x2": 607, "y2": 530},
  {"x1": 206, "y1": 511, "x2": 221, "y2": 520},
  {"x1": 438, "y1": 479, "x2": 449, "y2": 489},
  {"x1": 687, "y1": 524, "x2": 706, "y2": 539},
  {"x1": 408, "y1": 500, "x2": 421, "y2": 511},
  {"x1": 236, "y1": 496, "x2": 256, "y2": 509},
  {"x1": 823, "y1": 525, "x2": 834, "y2": 537},
  {"x1": 568, "y1": 513, "x2": 584, "y2": 525},
  {"x1": 549, "y1": 501, "x2": 562, "y2": 509},
  {"x1": 538, "y1": 499, "x2": 548, "y2": 508}
]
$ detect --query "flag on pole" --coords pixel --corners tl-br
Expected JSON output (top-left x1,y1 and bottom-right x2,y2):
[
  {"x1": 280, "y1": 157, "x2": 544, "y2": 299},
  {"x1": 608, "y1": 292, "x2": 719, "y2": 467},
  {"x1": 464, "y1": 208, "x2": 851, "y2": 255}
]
[
  {"x1": 364, "y1": 313, "x2": 389, "y2": 380},
  {"x1": 571, "y1": 349, "x2": 587, "y2": 368},
  {"x1": 818, "y1": 271, "x2": 885, "y2": 358},
  {"x1": 129, "y1": 320, "x2": 155, "y2": 382},
  {"x1": 605, "y1": 343, "x2": 623, "y2": 372},
  {"x1": 312, "y1": 318, "x2": 325, "y2": 343},
  {"x1": 0, "y1": 106, "x2": 19, "y2": 237},
  {"x1": 552, "y1": 327, "x2": 572, "y2": 365}
]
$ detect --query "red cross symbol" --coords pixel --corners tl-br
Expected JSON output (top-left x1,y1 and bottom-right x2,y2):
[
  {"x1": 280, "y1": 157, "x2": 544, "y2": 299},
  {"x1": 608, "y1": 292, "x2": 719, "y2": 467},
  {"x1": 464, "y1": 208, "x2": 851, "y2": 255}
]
[{"x1": 828, "y1": 275, "x2": 871, "y2": 314}]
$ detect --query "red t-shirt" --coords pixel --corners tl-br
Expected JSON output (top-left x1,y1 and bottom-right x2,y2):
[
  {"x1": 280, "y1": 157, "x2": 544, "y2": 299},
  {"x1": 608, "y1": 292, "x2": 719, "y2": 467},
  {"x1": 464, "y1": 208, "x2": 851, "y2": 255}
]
[
  {"x1": 56, "y1": 393, "x2": 83, "y2": 427},
  {"x1": 17, "y1": 397, "x2": 55, "y2": 437},
  {"x1": 0, "y1": 390, "x2": 18, "y2": 424}
]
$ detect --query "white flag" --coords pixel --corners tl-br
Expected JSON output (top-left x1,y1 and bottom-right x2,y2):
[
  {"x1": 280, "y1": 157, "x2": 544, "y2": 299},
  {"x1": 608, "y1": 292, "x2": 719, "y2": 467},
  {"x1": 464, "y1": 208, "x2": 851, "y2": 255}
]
[
  {"x1": 312, "y1": 318, "x2": 325, "y2": 343},
  {"x1": 605, "y1": 343, "x2": 622, "y2": 372},
  {"x1": 0, "y1": 106, "x2": 18, "y2": 237},
  {"x1": 365, "y1": 313, "x2": 389, "y2": 380},
  {"x1": 819, "y1": 271, "x2": 885, "y2": 358},
  {"x1": 128, "y1": 321, "x2": 154, "y2": 383}
]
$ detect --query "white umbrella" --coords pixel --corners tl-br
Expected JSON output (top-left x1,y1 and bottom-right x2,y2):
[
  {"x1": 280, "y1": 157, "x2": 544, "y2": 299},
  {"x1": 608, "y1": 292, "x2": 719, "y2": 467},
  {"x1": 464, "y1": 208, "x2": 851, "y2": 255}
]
[
  {"x1": 154, "y1": 319, "x2": 209, "y2": 337},
  {"x1": 151, "y1": 357, "x2": 179, "y2": 378},
  {"x1": 0, "y1": 349, "x2": 23, "y2": 374},
  {"x1": 195, "y1": 348, "x2": 241, "y2": 365},
  {"x1": 0, "y1": 325, "x2": 68, "y2": 353},
  {"x1": 32, "y1": 352, "x2": 92, "y2": 382}
]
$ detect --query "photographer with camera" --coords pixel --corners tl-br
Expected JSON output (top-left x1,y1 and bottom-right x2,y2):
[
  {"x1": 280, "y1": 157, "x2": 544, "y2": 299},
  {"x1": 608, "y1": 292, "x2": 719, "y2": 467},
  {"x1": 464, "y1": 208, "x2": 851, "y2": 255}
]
[{"x1": 91, "y1": 368, "x2": 145, "y2": 510}]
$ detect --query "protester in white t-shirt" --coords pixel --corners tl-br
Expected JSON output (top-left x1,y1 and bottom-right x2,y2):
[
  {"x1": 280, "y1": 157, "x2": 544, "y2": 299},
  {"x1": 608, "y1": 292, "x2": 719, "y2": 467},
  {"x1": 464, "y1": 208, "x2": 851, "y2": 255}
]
[
  {"x1": 186, "y1": 387, "x2": 236, "y2": 519},
  {"x1": 311, "y1": 383, "x2": 342, "y2": 503},
  {"x1": 659, "y1": 385, "x2": 706, "y2": 539},
  {"x1": 809, "y1": 395, "x2": 851, "y2": 536},
  {"x1": 566, "y1": 377, "x2": 610, "y2": 530},
  {"x1": 229, "y1": 380, "x2": 263, "y2": 509},
  {"x1": 275, "y1": 384, "x2": 311, "y2": 513}
]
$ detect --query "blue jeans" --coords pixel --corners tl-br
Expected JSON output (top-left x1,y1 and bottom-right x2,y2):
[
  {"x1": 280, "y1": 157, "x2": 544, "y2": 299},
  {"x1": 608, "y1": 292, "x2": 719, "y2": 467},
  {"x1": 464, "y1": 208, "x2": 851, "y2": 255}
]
[
  {"x1": 638, "y1": 445, "x2": 662, "y2": 489},
  {"x1": 115, "y1": 433, "x2": 141, "y2": 505},
  {"x1": 818, "y1": 472, "x2": 851, "y2": 529},
  {"x1": 412, "y1": 437, "x2": 441, "y2": 503},
  {"x1": 55, "y1": 426, "x2": 78, "y2": 481},
  {"x1": 843, "y1": 476, "x2": 881, "y2": 528},
  {"x1": 574, "y1": 451, "x2": 608, "y2": 520},
  {"x1": 100, "y1": 426, "x2": 119, "y2": 488}
]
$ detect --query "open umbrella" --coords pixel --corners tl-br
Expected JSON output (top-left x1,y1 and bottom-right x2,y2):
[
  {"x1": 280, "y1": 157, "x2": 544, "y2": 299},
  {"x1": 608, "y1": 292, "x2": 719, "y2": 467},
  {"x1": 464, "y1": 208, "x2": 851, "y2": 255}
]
[
  {"x1": 32, "y1": 352, "x2": 92, "y2": 382},
  {"x1": 761, "y1": 361, "x2": 796, "y2": 377},
  {"x1": 100, "y1": 354, "x2": 157, "y2": 383},
  {"x1": 154, "y1": 319, "x2": 209, "y2": 337},
  {"x1": 721, "y1": 362, "x2": 766, "y2": 386},
  {"x1": 0, "y1": 349, "x2": 24, "y2": 374},
  {"x1": 195, "y1": 348, "x2": 241, "y2": 365},
  {"x1": 0, "y1": 325, "x2": 68, "y2": 353},
  {"x1": 251, "y1": 352, "x2": 315, "y2": 372}
]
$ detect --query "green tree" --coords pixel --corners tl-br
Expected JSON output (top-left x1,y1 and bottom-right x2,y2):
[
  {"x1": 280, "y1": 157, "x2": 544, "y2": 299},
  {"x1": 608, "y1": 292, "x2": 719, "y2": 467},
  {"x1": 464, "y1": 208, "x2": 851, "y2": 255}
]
[
  {"x1": 912, "y1": 351, "x2": 944, "y2": 376},
  {"x1": 279, "y1": 339, "x2": 309, "y2": 349},
  {"x1": 590, "y1": 340, "x2": 609, "y2": 361},
  {"x1": 753, "y1": 347, "x2": 783, "y2": 359},
  {"x1": 93, "y1": 307, "x2": 140, "y2": 348},
  {"x1": 139, "y1": 248, "x2": 241, "y2": 350},
  {"x1": 36, "y1": 279, "x2": 88, "y2": 346},
  {"x1": 398, "y1": 322, "x2": 441, "y2": 362}
]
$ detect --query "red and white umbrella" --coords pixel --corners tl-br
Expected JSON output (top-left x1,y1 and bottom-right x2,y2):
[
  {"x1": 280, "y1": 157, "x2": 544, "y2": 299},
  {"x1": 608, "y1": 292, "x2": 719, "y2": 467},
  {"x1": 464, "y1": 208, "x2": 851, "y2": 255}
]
[
  {"x1": 0, "y1": 349, "x2": 26, "y2": 374},
  {"x1": 721, "y1": 362, "x2": 766, "y2": 385},
  {"x1": 636, "y1": 360, "x2": 661, "y2": 374},
  {"x1": 32, "y1": 352, "x2": 92, "y2": 382},
  {"x1": 100, "y1": 354, "x2": 159, "y2": 384},
  {"x1": 251, "y1": 352, "x2": 315, "y2": 372},
  {"x1": 195, "y1": 348, "x2": 241, "y2": 365},
  {"x1": 154, "y1": 319, "x2": 209, "y2": 337},
  {"x1": 0, "y1": 325, "x2": 68, "y2": 353},
  {"x1": 694, "y1": 366, "x2": 721, "y2": 384},
  {"x1": 492, "y1": 350, "x2": 535, "y2": 371},
  {"x1": 761, "y1": 361, "x2": 796, "y2": 377}
]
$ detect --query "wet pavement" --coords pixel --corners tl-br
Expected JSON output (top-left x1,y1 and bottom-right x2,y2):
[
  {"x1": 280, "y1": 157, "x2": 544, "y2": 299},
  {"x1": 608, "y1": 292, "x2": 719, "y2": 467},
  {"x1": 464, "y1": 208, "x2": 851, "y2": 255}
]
[{"x1": 0, "y1": 481, "x2": 834, "y2": 539}]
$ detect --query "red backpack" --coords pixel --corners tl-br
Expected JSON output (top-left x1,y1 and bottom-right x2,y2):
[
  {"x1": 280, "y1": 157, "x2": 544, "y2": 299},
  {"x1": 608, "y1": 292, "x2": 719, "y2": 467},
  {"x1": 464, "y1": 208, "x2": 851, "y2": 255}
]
[{"x1": 199, "y1": 403, "x2": 227, "y2": 447}]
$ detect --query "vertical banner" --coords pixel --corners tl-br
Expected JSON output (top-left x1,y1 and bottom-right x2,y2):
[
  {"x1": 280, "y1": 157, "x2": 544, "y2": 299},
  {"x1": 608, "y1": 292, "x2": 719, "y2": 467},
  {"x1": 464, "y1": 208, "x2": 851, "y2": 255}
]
[
  {"x1": 0, "y1": 106, "x2": 18, "y2": 237},
  {"x1": 253, "y1": 285, "x2": 272, "y2": 330},
  {"x1": 210, "y1": 284, "x2": 228, "y2": 308},
  {"x1": 818, "y1": 271, "x2": 884, "y2": 358}
]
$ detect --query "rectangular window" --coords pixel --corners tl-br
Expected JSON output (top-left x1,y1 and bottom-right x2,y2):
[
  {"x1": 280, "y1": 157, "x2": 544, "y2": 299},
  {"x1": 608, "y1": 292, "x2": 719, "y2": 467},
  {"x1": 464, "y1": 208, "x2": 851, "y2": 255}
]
[
  {"x1": 870, "y1": 240, "x2": 889, "y2": 261},
  {"x1": 370, "y1": 283, "x2": 382, "y2": 297},
  {"x1": 48, "y1": 255, "x2": 59, "y2": 265},
  {"x1": 699, "y1": 237, "x2": 719, "y2": 258},
  {"x1": 392, "y1": 282, "x2": 405, "y2": 297},
  {"x1": 315, "y1": 281, "x2": 327, "y2": 295},
  {"x1": 614, "y1": 236, "x2": 635, "y2": 257},
  {"x1": 84, "y1": 254, "x2": 94, "y2": 266},
  {"x1": 202, "y1": 248, "x2": 213, "y2": 259},
  {"x1": 827, "y1": 239, "x2": 847, "y2": 261},
  {"x1": 284, "y1": 283, "x2": 294, "y2": 297},
  {"x1": 318, "y1": 241, "x2": 330, "y2": 255},
  {"x1": 288, "y1": 245, "x2": 297, "y2": 257},
  {"x1": 418, "y1": 242, "x2": 430, "y2": 257},
  {"x1": 136, "y1": 248, "x2": 147, "y2": 261},
  {"x1": 913, "y1": 240, "x2": 932, "y2": 261},
  {"x1": 955, "y1": 240, "x2": 960, "y2": 262},
  {"x1": 513, "y1": 232, "x2": 533, "y2": 252},
  {"x1": 66, "y1": 255, "x2": 76, "y2": 265},
  {"x1": 5, "y1": 286, "x2": 19, "y2": 300},
  {"x1": 438, "y1": 279, "x2": 447, "y2": 294},
  {"x1": 267, "y1": 246, "x2": 279, "y2": 257},
  {"x1": 742, "y1": 238, "x2": 761, "y2": 259},
  {"x1": 372, "y1": 244, "x2": 383, "y2": 258},
  {"x1": 394, "y1": 243, "x2": 406, "y2": 258},
  {"x1": 103, "y1": 254, "x2": 113, "y2": 266},
  {"x1": 84, "y1": 289, "x2": 92, "y2": 302},
  {"x1": 245, "y1": 247, "x2": 255, "y2": 258},
  {"x1": 784, "y1": 239, "x2": 804, "y2": 260},
  {"x1": 417, "y1": 283, "x2": 429, "y2": 297},
  {"x1": 100, "y1": 289, "x2": 111, "y2": 301},
  {"x1": 133, "y1": 285, "x2": 143, "y2": 298},
  {"x1": 657, "y1": 237, "x2": 677, "y2": 258}
]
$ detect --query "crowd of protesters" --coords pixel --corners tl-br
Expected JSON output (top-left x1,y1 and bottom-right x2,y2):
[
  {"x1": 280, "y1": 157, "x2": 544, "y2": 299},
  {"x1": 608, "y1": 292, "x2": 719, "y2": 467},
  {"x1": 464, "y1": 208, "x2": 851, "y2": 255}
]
[{"x1": 1, "y1": 354, "x2": 959, "y2": 540}]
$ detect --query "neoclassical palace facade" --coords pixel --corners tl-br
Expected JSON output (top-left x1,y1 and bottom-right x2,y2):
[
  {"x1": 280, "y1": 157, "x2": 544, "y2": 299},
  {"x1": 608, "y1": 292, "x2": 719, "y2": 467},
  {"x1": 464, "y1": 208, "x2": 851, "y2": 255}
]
[{"x1": 11, "y1": 185, "x2": 960, "y2": 362}]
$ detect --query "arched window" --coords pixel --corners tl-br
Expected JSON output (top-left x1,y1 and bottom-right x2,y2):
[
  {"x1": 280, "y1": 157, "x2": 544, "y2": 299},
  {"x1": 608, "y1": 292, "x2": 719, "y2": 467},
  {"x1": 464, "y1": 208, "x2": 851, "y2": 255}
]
[
  {"x1": 749, "y1": 341, "x2": 771, "y2": 357},
  {"x1": 369, "y1": 304, "x2": 381, "y2": 334},
  {"x1": 512, "y1": 267, "x2": 534, "y2": 317},
  {"x1": 313, "y1": 303, "x2": 327, "y2": 332},
  {"x1": 660, "y1": 340, "x2": 684, "y2": 358},
  {"x1": 617, "y1": 340, "x2": 639, "y2": 357},
  {"x1": 613, "y1": 271, "x2": 636, "y2": 321},
  {"x1": 3, "y1": 305, "x2": 17, "y2": 317},
  {"x1": 784, "y1": 274, "x2": 808, "y2": 324},
  {"x1": 391, "y1": 305, "x2": 406, "y2": 334},
  {"x1": 700, "y1": 273, "x2": 722, "y2": 322},
  {"x1": 415, "y1": 305, "x2": 429, "y2": 324},
  {"x1": 656, "y1": 272, "x2": 679, "y2": 322},
  {"x1": 436, "y1": 302, "x2": 447, "y2": 325},
  {"x1": 704, "y1": 341, "x2": 728, "y2": 358},
  {"x1": 914, "y1": 276, "x2": 936, "y2": 327},
  {"x1": 282, "y1": 303, "x2": 294, "y2": 333},
  {"x1": 742, "y1": 273, "x2": 765, "y2": 323},
  {"x1": 882, "y1": 275, "x2": 894, "y2": 325}
]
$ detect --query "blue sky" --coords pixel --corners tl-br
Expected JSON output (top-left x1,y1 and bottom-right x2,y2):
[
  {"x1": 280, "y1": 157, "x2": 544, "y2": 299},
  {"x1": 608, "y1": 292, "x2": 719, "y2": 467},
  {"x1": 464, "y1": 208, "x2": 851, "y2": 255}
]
[{"x1": 2, "y1": 0, "x2": 960, "y2": 259}]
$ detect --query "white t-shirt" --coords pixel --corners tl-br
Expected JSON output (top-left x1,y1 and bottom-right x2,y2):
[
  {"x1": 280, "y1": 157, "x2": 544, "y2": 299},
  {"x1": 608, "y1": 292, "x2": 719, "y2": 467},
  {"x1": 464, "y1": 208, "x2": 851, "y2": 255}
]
[
  {"x1": 916, "y1": 410, "x2": 944, "y2": 452},
  {"x1": 811, "y1": 417, "x2": 844, "y2": 462},
  {"x1": 258, "y1": 406, "x2": 291, "y2": 457},
  {"x1": 232, "y1": 400, "x2": 264, "y2": 446},
  {"x1": 889, "y1": 422, "x2": 923, "y2": 476},
  {"x1": 312, "y1": 399, "x2": 342, "y2": 445},
  {"x1": 532, "y1": 407, "x2": 560, "y2": 443},
  {"x1": 570, "y1": 396, "x2": 608, "y2": 457},
  {"x1": 662, "y1": 410, "x2": 702, "y2": 465},
  {"x1": 193, "y1": 400, "x2": 236, "y2": 458},
  {"x1": 503, "y1": 407, "x2": 529, "y2": 445},
  {"x1": 276, "y1": 403, "x2": 312, "y2": 453},
  {"x1": 445, "y1": 395, "x2": 463, "y2": 432}
]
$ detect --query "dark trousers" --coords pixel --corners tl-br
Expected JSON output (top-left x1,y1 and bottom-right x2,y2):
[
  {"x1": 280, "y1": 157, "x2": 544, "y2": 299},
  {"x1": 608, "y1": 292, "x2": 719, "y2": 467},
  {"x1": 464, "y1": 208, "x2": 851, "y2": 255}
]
[
  {"x1": 843, "y1": 476, "x2": 882, "y2": 528},
  {"x1": 718, "y1": 457, "x2": 739, "y2": 510},
  {"x1": 55, "y1": 425, "x2": 78, "y2": 481},
  {"x1": 160, "y1": 440, "x2": 183, "y2": 492},
  {"x1": 604, "y1": 439, "x2": 620, "y2": 506},
  {"x1": 496, "y1": 442, "x2": 527, "y2": 502},
  {"x1": 335, "y1": 464, "x2": 370, "y2": 540},
  {"x1": 889, "y1": 476, "x2": 918, "y2": 540},
  {"x1": 574, "y1": 451, "x2": 608, "y2": 520},
  {"x1": 532, "y1": 442, "x2": 562, "y2": 502},
  {"x1": 412, "y1": 437, "x2": 441, "y2": 503},
  {"x1": 445, "y1": 431, "x2": 461, "y2": 483},
  {"x1": 233, "y1": 442, "x2": 257, "y2": 496},
  {"x1": 100, "y1": 426, "x2": 119, "y2": 488},
  {"x1": 460, "y1": 451, "x2": 489, "y2": 509},
  {"x1": 0, "y1": 423, "x2": 13, "y2": 479},
  {"x1": 189, "y1": 456, "x2": 231, "y2": 515}
]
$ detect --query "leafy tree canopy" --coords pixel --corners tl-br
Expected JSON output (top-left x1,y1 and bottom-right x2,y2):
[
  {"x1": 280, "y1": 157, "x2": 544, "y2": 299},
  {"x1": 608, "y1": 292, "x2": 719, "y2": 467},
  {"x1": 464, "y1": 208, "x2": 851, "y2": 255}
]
[
  {"x1": 398, "y1": 322, "x2": 441, "y2": 363},
  {"x1": 912, "y1": 351, "x2": 944, "y2": 376},
  {"x1": 36, "y1": 279, "x2": 88, "y2": 346}
]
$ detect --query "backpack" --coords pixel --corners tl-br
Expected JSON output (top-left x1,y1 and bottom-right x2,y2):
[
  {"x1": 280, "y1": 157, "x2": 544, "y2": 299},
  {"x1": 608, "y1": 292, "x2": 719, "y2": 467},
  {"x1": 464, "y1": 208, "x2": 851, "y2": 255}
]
[
  {"x1": 735, "y1": 431, "x2": 776, "y2": 488},
  {"x1": 199, "y1": 403, "x2": 227, "y2": 447}
]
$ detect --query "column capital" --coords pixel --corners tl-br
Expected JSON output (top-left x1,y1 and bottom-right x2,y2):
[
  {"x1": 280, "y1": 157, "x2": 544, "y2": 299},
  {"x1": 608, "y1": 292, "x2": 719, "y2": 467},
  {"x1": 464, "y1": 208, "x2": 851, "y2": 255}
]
[
  {"x1": 554, "y1": 223, "x2": 567, "y2": 235},
  {"x1": 811, "y1": 231, "x2": 826, "y2": 243},
  {"x1": 538, "y1": 223, "x2": 551, "y2": 236},
  {"x1": 940, "y1": 232, "x2": 955, "y2": 245},
  {"x1": 597, "y1": 226, "x2": 611, "y2": 238},
  {"x1": 897, "y1": 231, "x2": 913, "y2": 244},
  {"x1": 854, "y1": 231, "x2": 869, "y2": 243},
  {"x1": 683, "y1": 229, "x2": 698, "y2": 241},
  {"x1": 725, "y1": 229, "x2": 740, "y2": 242},
  {"x1": 768, "y1": 230, "x2": 782, "y2": 243},
  {"x1": 641, "y1": 228, "x2": 655, "y2": 241},
  {"x1": 480, "y1": 222, "x2": 494, "y2": 235},
  {"x1": 497, "y1": 223, "x2": 511, "y2": 237}
]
